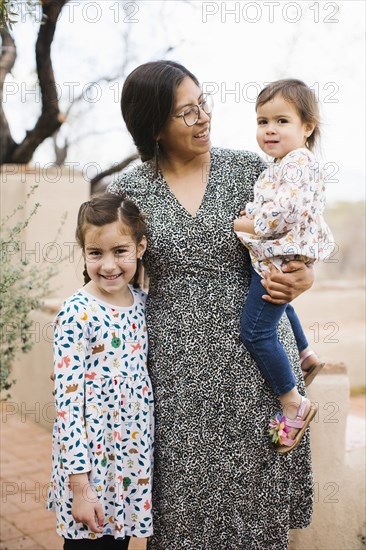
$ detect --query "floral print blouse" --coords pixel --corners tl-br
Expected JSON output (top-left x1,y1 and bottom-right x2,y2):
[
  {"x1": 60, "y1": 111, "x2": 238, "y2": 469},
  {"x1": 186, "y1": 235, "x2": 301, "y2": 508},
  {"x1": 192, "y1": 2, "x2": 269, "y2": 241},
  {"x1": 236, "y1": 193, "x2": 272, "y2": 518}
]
[
  {"x1": 47, "y1": 286, "x2": 154, "y2": 541},
  {"x1": 235, "y1": 148, "x2": 334, "y2": 274}
]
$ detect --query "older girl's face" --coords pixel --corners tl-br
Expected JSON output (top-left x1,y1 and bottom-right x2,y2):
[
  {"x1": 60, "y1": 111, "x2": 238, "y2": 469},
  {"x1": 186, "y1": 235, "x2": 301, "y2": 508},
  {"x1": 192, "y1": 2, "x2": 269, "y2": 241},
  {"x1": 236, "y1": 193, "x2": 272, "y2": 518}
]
[
  {"x1": 157, "y1": 77, "x2": 212, "y2": 162},
  {"x1": 84, "y1": 222, "x2": 146, "y2": 305}
]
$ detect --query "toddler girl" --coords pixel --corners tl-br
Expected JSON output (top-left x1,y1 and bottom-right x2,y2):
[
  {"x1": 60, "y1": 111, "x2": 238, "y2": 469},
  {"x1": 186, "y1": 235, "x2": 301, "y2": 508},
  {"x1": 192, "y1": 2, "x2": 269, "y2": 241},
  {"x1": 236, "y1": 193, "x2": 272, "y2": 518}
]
[
  {"x1": 47, "y1": 194, "x2": 153, "y2": 548},
  {"x1": 234, "y1": 79, "x2": 333, "y2": 453}
]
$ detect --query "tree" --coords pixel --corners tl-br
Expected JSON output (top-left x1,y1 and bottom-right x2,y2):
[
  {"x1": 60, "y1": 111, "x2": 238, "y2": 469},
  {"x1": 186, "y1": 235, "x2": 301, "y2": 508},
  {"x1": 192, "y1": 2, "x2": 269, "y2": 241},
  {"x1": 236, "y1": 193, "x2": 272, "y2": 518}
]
[
  {"x1": 0, "y1": 0, "x2": 195, "y2": 187},
  {"x1": 0, "y1": 0, "x2": 68, "y2": 164}
]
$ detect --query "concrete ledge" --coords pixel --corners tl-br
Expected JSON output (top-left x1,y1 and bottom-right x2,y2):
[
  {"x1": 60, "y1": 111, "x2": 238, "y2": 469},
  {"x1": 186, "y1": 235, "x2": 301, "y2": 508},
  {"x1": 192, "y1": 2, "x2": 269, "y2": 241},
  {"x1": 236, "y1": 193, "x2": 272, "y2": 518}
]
[
  {"x1": 320, "y1": 361, "x2": 347, "y2": 375},
  {"x1": 290, "y1": 368, "x2": 365, "y2": 550}
]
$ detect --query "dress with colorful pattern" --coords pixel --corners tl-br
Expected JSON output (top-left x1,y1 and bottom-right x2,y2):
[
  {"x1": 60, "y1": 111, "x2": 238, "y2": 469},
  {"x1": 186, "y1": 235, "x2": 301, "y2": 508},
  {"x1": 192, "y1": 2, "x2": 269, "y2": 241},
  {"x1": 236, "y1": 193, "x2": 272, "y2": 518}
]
[{"x1": 46, "y1": 285, "x2": 154, "y2": 541}]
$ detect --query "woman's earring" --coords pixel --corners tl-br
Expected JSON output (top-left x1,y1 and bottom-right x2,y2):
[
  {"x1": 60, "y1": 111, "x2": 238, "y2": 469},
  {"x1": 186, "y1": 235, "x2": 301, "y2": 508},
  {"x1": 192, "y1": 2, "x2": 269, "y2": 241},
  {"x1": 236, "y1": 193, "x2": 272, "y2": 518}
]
[{"x1": 154, "y1": 141, "x2": 160, "y2": 178}]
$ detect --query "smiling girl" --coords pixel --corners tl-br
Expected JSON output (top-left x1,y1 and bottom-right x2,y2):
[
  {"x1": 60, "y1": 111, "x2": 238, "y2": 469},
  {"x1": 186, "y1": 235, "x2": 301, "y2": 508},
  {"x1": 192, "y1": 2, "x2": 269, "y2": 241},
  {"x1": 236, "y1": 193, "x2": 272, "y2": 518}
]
[
  {"x1": 234, "y1": 79, "x2": 333, "y2": 454},
  {"x1": 47, "y1": 194, "x2": 153, "y2": 549}
]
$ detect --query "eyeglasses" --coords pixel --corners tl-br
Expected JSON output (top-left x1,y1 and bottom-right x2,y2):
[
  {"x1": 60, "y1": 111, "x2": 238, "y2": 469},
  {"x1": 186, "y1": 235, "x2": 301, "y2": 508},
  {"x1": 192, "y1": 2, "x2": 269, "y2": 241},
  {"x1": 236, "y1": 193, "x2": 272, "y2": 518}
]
[{"x1": 171, "y1": 94, "x2": 214, "y2": 127}]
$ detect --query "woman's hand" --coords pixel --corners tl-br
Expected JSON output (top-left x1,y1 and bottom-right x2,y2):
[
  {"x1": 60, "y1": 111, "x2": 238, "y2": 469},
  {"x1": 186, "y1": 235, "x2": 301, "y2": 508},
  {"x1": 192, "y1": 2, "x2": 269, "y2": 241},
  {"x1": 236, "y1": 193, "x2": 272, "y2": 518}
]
[
  {"x1": 261, "y1": 261, "x2": 314, "y2": 304},
  {"x1": 69, "y1": 474, "x2": 104, "y2": 533}
]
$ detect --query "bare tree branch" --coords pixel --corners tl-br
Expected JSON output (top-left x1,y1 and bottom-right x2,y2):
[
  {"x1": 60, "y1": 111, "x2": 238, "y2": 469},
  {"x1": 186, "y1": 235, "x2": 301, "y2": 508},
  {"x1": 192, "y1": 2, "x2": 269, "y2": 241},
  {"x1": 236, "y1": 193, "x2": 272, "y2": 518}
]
[
  {"x1": 90, "y1": 153, "x2": 139, "y2": 190},
  {"x1": 0, "y1": 28, "x2": 17, "y2": 163},
  {"x1": 1, "y1": 0, "x2": 194, "y2": 174},
  {"x1": 6, "y1": 0, "x2": 68, "y2": 164},
  {"x1": 51, "y1": 16, "x2": 134, "y2": 165},
  {"x1": 52, "y1": 133, "x2": 68, "y2": 165}
]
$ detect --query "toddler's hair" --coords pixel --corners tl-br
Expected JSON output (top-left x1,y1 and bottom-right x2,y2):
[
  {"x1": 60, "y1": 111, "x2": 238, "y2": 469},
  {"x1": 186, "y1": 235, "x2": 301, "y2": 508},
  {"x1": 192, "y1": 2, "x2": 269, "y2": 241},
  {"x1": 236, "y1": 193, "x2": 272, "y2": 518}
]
[
  {"x1": 76, "y1": 193, "x2": 146, "y2": 287},
  {"x1": 256, "y1": 79, "x2": 320, "y2": 150}
]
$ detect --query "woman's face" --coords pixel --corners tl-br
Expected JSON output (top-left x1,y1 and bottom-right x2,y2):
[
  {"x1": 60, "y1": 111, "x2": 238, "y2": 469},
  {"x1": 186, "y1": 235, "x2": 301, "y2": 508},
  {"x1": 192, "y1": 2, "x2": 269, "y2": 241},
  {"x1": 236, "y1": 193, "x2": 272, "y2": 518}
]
[{"x1": 157, "y1": 77, "x2": 212, "y2": 162}]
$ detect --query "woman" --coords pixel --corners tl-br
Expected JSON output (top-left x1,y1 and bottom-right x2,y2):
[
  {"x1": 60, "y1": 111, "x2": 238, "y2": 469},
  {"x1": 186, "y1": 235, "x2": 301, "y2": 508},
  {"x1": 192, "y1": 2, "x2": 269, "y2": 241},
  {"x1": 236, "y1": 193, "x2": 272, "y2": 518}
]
[{"x1": 108, "y1": 60, "x2": 314, "y2": 550}]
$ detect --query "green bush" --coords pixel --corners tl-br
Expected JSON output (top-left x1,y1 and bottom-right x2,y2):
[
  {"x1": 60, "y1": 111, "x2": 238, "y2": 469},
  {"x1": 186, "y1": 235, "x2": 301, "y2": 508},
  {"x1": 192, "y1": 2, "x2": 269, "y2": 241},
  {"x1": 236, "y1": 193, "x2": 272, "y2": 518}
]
[{"x1": 0, "y1": 186, "x2": 60, "y2": 396}]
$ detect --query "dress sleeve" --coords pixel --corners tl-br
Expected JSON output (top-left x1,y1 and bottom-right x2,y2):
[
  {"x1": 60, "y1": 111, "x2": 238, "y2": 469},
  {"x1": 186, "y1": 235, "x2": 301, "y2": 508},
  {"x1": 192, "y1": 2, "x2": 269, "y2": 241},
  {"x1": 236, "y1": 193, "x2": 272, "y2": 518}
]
[
  {"x1": 107, "y1": 168, "x2": 144, "y2": 199},
  {"x1": 107, "y1": 174, "x2": 127, "y2": 196},
  {"x1": 231, "y1": 150, "x2": 267, "y2": 208},
  {"x1": 253, "y1": 150, "x2": 315, "y2": 238},
  {"x1": 242, "y1": 151, "x2": 267, "y2": 198},
  {"x1": 53, "y1": 300, "x2": 91, "y2": 475}
]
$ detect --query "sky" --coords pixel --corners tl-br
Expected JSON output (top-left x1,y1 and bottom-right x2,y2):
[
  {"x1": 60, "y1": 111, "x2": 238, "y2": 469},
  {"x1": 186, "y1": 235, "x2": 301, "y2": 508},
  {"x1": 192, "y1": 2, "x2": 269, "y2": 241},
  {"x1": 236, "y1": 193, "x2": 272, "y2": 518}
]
[{"x1": 5, "y1": 0, "x2": 366, "y2": 204}]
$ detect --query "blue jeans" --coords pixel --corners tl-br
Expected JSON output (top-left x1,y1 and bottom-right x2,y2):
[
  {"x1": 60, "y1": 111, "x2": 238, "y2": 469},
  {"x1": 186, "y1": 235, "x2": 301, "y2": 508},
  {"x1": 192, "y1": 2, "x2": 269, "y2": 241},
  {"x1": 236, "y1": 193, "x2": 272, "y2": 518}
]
[{"x1": 240, "y1": 267, "x2": 308, "y2": 396}]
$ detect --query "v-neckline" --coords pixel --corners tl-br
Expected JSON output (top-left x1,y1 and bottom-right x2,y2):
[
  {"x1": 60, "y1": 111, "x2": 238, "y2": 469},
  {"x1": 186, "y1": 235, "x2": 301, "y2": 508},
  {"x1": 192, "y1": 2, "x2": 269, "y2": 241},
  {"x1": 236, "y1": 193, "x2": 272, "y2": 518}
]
[{"x1": 157, "y1": 152, "x2": 214, "y2": 219}]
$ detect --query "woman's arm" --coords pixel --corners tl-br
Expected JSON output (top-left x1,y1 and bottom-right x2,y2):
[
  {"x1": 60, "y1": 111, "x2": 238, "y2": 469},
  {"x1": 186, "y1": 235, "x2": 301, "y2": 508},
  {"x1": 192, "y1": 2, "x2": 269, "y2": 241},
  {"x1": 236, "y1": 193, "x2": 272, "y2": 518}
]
[{"x1": 261, "y1": 261, "x2": 314, "y2": 304}]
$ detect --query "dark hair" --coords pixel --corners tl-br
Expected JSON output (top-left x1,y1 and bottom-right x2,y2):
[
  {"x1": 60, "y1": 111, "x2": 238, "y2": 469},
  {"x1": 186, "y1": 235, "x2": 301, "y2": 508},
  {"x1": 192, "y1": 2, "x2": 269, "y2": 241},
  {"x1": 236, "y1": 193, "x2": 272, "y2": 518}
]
[
  {"x1": 256, "y1": 79, "x2": 320, "y2": 150},
  {"x1": 76, "y1": 193, "x2": 146, "y2": 288},
  {"x1": 121, "y1": 60, "x2": 199, "y2": 162}
]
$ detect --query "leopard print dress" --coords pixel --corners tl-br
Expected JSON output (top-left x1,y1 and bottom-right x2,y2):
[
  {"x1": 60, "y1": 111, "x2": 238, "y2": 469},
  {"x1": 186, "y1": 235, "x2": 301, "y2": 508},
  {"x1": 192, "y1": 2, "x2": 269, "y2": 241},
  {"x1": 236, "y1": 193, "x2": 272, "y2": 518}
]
[{"x1": 108, "y1": 147, "x2": 313, "y2": 550}]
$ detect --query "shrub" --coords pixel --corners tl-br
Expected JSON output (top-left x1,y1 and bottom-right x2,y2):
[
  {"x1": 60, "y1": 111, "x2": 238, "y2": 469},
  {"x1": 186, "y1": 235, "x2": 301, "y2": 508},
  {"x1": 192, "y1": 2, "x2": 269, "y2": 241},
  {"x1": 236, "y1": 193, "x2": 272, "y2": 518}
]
[{"x1": 0, "y1": 186, "x2": 61, "y2": 396}]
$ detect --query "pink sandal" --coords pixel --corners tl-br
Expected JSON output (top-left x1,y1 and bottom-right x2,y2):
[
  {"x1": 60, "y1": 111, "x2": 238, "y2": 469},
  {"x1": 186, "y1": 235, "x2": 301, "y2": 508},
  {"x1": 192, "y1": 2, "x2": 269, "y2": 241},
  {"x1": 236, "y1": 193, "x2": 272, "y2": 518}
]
[
  {"x1": 268, "y1": 396, "x2": 318, "y2": 454},
  {"x1": 300, "y1": 350, "x2": 324, "y2": 387}
]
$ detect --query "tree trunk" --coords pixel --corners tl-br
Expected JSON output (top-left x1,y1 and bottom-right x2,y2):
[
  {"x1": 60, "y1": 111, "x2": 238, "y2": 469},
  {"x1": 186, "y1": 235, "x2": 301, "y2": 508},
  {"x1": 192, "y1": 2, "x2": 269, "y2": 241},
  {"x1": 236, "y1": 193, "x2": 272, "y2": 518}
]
[
  {"x1": 2, "y1": 0, "x2": 68, "y2": 165},
  {"x1": 0, "y1": 29, "x2": 17, "y2": 163}
]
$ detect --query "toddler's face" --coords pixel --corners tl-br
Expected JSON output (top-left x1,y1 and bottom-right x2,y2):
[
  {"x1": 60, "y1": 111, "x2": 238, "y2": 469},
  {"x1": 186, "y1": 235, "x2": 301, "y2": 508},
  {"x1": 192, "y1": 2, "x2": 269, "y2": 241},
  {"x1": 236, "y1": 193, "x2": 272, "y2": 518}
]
[{"x1": 256, "y1": 94, "x2": 314, "y2": 160}]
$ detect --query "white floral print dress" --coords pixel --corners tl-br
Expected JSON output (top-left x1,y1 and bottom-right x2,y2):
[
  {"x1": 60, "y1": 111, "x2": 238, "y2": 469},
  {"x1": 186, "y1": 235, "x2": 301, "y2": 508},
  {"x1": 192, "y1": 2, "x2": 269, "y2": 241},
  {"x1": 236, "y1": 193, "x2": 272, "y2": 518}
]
[
  {"x1": 47, "y1": 285, "x2": 154, "y2": 541},
  {"x1": 235, "y1": 147, "x2": 334, "y2": 275}
]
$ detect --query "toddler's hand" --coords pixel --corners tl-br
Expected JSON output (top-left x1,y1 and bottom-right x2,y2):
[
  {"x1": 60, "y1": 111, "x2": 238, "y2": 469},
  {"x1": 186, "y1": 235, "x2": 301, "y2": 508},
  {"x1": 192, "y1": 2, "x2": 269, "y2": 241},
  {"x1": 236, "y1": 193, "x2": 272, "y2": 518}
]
[{"x1": 233, "y1": 214, "x2": 254, "y2": 233}]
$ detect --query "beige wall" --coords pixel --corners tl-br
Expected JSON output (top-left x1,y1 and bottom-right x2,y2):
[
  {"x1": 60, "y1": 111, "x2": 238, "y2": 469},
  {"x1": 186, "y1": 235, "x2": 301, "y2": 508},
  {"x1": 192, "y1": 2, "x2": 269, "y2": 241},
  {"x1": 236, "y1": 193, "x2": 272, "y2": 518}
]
[
  {"x1": 1, "y1": 164, "x2": 89, "y2": 299},
  {"x1": 295, "y1": 285, "x2": 365, "y2": 391},
  {"x1": 1, "y1": 165, "x2": 90, "y2": 419}
]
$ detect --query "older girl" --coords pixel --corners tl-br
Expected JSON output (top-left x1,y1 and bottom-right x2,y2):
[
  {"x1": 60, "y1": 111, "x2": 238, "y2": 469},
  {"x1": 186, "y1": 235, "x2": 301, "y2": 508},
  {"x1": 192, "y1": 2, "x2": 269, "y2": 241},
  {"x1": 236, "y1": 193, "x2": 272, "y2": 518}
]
[{"x1": 47, "y1": 194, "x2": 153, "y2": 549}]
